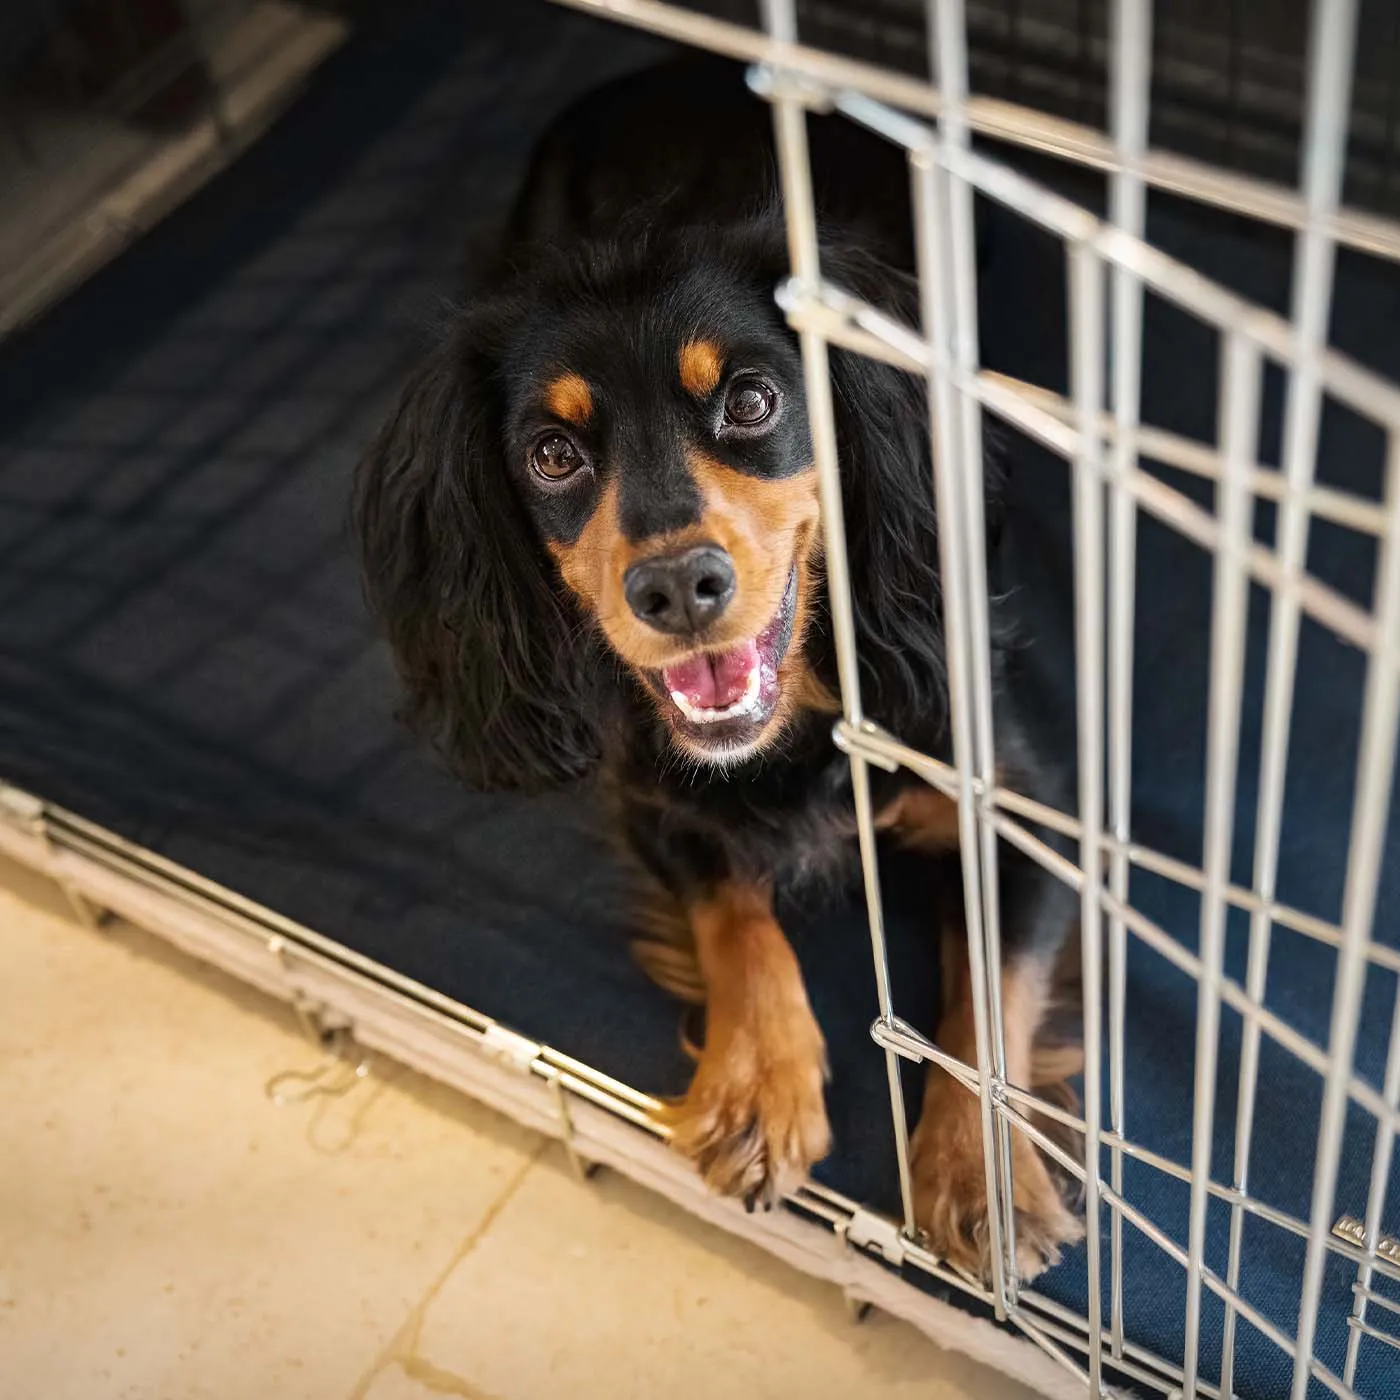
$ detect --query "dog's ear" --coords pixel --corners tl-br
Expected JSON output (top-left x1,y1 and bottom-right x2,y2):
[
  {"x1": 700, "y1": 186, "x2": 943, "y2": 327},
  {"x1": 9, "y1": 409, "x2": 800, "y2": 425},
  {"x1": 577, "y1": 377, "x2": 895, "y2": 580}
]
[
  {"x1": 819, "y1": 244, "x2": 960, "y2": 734},
  {"x1": 354, "y1": 315, "x2": 598, "y2": 791}
]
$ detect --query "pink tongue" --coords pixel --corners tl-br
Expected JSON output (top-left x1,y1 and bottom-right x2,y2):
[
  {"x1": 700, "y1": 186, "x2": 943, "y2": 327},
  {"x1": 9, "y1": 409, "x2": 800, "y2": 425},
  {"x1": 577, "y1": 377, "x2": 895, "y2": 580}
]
[{"x1": 664, "y1": 640, "x2": 760, "y2": 710}]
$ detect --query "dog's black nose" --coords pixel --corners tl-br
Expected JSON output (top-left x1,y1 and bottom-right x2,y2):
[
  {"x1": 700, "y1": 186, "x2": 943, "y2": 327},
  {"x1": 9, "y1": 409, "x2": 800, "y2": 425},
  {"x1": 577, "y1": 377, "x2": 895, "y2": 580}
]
[{"x1": 624, "y1": 545, "x2": 736, "y2": 635}]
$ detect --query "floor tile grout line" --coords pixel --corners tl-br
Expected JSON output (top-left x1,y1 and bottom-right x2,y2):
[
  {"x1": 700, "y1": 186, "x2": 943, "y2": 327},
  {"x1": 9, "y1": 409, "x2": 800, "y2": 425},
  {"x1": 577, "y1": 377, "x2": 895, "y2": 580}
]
[{"x1": 345, "y1": 1135, "x2": 550, "y2": 1400}]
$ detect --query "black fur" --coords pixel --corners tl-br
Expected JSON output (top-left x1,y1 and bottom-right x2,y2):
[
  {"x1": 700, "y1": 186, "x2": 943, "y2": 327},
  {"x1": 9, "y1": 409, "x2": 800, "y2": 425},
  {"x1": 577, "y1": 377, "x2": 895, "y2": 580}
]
[
  {"x1": 354, "y1": 306, "x2": 600, "y2": 790},
  {"x1": 355, "y1": 57, "x2": 1075, "y2": 984}
]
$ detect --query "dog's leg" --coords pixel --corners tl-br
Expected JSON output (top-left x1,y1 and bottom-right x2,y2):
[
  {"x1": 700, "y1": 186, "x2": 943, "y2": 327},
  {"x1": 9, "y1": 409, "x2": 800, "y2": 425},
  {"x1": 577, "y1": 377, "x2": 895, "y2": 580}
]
[
  {"x1": 665, "y1": 881, "x2": 830, "y2": 1208},
  {"x1": 910, "y1": 930, "x2": 1083, "y2": 1281},
  {"x1": 883, "y1": 783, "x2": 1082, "y2": 1280}
]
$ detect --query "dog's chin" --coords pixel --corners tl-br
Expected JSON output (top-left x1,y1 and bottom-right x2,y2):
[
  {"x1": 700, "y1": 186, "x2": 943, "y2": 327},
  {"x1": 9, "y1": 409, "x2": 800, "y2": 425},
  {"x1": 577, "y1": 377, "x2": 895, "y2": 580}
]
[{"x1": 646, "y1": 567, "x2": 799, "y2": 767}]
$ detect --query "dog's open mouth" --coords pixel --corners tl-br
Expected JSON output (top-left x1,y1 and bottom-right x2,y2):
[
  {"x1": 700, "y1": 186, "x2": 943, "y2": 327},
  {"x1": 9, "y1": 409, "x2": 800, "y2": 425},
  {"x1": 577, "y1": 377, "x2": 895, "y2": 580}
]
[
  {"x1": 653, "y1": 568, "x2": 798, "y2": 755},
  {"x1": 664, "y1": 642, "x2": 766, "y2": 725}
]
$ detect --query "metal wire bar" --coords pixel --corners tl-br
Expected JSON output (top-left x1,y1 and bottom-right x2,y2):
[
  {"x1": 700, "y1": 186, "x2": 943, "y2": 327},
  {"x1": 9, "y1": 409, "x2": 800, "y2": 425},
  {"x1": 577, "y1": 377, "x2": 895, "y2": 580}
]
[
  {"x1": 1349, "y1": 1316, "x2": 1400, "y2": 1353},
  {"x1": 781, "y1": 281, "x2": 1394, "y2": 539},
  {"x1": 880, "y1": 1013, "x2": 1400, "y2": 1335},
  {"x1": 755, "y1": 39, "x2": 921, "y2": 1238},
  {"x1": 1105, "y1": 0, "x2": 1151, "y2": 1361},
  {"x1": 1109, "y1": 880, "x2": 1395, "y2": 1134},
  {"x1": 1019, "y1": 1289, "x2": 1211, "y2": 1398},
  {"x1": 834, "y1": 720, "x2": 1400, "y2": 979},
  {"x1": 871, "y1": 1029, "x2": 1091, "y2": 1190},
  {"x1": 980, "y1": 373, "x2": 1393, "y2": 540},
  {"x1": 1004, "y1": 1304, "x2": 1101, "y2": 1391},
  {"x1": 922, "y1": 0, "x2": 1022, "y2": 1301},
  {"x1": 757, "y1": 0, "x2": 795, "y2": 42},
  {"x1": 949, "y1": 146, "x2": 1400, "y2": 431},
  {"x1": 876, "y1": 1013, "x2": 1400, "y2": 1288},
  {"x1": 1346, "y1": 984, "x2": 1400, "y2": 1380},
  {"x1": 1030, "y1": 1259, "x2": 1400, "y2": 1399},
  {"x1": 1030, "y1": 1288, "x2": 1353, "y2": 1400},
  {"x1": 898, "y1": 1029, "x2": 1400, "y2": 1282},
  {"x1": 909, "y1": 135, "x2": 1015, "y2": 1306},
  {"x1": 1068, "y1": 237, "x2": 1109, "y2": 1390},
  {"x1": 1353, "y1": 1281, "x2": 1400, "y2": 1318},
  {"x1": 1102, "y1": 1183, "x2": 1357, "y2": 1399},
  {"x1": 1182, "y1": 332, "x2": 1261, "y2": 1399},
  {"x1": 977, "y1": 385, "x2": 1381, "y2": 655},
  {"x1": 826, "y1": 85, "x2": 1400, "y2": 433},
  {"x1": 781, "y1": 284, "x2": 1389, "y2": 657},
  {"x1": 953, "y1": 795, "x2": 1400, "y2": 1137},
  {"x1": 1225, "y1": 2, "x2": 1358, "y2": 1388},
  {"x1": 873, "y1": 1015, "x2": 1086, "y2": 1134},
  {"x1": 551, "y1": 0, "x2": 1400, "y2": 264},
  {"x1": 1292, "y1": 424, "x2": 1400, "y2": 1399},
  {"x1": 1105, "y1": 1126, "x2": 1400, "y2": 1283},
  {"x1": 1013, "y1": 1310, "x2": 1208, "y2": 1399}
]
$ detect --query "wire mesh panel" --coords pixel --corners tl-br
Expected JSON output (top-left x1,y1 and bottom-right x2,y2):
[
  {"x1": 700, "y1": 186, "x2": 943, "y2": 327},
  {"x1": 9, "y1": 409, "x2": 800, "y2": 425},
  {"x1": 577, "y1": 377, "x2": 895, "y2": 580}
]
[
  {"x1": 550, "y1": 0, "x2": 1400, "y2": 1394},
  {"x1": 694, "y1": 0, "x2": 1400, "y2": 220}
]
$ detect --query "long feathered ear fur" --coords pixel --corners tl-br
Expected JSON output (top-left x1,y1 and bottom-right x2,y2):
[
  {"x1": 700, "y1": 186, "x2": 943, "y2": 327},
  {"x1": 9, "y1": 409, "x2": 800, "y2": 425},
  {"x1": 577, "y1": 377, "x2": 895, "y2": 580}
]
[
  {"x1": 817, "y1": 242, "x2": 971, "y2": 738},
  {"x1": 354, "y1": 315, "x2": 598, "y2": 790}
]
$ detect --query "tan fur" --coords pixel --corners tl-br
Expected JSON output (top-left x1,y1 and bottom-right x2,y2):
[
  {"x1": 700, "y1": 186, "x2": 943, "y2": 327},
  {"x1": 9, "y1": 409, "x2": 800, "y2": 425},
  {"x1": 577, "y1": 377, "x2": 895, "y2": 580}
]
[
  {"x1": 662, "y1": 882, "x2": 830, "y2": 1205},
  {"x1": 548, "y1": 478, "x2": 620, "y2": 605},
  {"x1": 548, "y1": 456, "x2": 823, "y2": 754},
  {"x1": 678, "y1": 340, "x2": 724, "y2": 397},
  {"x1": 911, "y1": 937, "x2": 1084, "y2": 1282},
  {"x1": 877, "y1": 784, "x2": 962, "y2": 853},
  {"x1": 630, "y1": 887, "x2": 706, "y2": 1006},
  {"x1": 790, "y1": 667, "x2": 842, "y2": 716},
  {"x1": 543, "y1": 371, "x2": 593, "y2": 426}
]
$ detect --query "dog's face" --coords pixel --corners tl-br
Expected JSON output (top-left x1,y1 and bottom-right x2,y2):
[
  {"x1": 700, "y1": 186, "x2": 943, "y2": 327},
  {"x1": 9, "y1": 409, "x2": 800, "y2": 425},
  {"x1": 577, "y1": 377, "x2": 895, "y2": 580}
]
[
  {"x1": 356, "y1": 222, "x2": 945, "y2": 792},
  {"x1": 497, "y1": 269, "x2": 825, "y2": 764}
]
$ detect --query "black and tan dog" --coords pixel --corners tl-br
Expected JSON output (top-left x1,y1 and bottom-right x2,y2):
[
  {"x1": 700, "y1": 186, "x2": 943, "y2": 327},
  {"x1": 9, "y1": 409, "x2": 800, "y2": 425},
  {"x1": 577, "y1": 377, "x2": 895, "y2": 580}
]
[{"x1": 356, "y1": 55, "x2": 1082, "y2": 1280}]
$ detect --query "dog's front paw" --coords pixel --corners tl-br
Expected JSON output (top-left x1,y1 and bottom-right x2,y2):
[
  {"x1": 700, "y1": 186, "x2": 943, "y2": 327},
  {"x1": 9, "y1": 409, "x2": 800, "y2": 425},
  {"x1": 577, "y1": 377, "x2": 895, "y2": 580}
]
[
  {"x1": 666, "y1": 1022, "x2": 830, "y2": 1209},
  {"x1": 912, "y1": 1070, "x2": 1082, "y2": 1283}
]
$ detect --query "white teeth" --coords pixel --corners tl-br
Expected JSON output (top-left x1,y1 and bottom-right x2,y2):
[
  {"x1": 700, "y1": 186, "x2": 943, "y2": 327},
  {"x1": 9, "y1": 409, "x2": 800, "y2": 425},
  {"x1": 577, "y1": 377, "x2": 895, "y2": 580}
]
[{"x1": 669, "y1": 664, "x2": 761, "y2": 725}]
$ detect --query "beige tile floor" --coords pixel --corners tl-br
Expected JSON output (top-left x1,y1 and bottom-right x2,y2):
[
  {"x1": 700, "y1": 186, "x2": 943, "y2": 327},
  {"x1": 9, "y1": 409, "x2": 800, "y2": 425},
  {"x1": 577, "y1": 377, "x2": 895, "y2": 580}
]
[{"x1": 0, "y1": 855, "x2": 1044, "y2": 1400}]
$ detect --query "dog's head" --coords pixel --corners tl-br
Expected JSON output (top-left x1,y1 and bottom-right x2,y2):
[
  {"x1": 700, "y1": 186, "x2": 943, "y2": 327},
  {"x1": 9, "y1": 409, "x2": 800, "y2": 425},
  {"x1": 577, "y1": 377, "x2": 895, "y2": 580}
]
[{"x1": 356, "y1": 219, "x2": 948, "y2": 789}]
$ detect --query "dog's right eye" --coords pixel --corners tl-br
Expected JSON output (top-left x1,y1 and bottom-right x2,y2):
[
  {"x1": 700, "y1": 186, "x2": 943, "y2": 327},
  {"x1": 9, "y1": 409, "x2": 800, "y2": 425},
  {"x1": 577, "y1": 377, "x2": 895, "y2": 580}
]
[{"x1": 531, "y1": 432, "x2": 583, "y2": 481}]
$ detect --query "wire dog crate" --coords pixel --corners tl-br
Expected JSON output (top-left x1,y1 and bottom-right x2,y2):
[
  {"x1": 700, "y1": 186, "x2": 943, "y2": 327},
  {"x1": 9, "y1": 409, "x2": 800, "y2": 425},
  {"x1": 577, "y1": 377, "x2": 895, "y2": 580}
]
[
  {"x1": 545, "y1": 0, "x2": 1400, "y2": 1394},
  {"x1": 0, "y1": 1, "x2": 1397, "y2": 1398}
]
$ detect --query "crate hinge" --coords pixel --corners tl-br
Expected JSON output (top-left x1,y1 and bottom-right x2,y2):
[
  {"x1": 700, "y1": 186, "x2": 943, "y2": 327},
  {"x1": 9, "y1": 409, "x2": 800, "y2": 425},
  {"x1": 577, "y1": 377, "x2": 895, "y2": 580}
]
[
  {"x1": 479, "y1": 1021, "x2": 544, "y2": 1073},
  {"x1": 842, "y1": 1208, "x2": 910, "y2": 1267},
  {"x1": 479, "y1": 1021, "x2": 595, "y2": 1180}
]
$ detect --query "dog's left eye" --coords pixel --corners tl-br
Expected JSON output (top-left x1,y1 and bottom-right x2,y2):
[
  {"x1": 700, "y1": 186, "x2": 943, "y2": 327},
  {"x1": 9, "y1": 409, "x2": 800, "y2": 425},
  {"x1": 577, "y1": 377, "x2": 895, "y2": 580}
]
[
  {"x1": 531, "y1": 432, "x2": 584, "y2": 481},
  {"x1": 723, "y1": 378, "x2": 776, "y2": 427}
]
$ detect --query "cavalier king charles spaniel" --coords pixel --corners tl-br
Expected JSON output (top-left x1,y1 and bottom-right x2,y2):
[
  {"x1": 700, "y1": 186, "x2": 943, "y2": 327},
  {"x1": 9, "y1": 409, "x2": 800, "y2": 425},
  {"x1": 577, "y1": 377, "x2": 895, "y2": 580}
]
[{"x1": 356, "y1": 54, "x2": 1082, "y2": 1280}]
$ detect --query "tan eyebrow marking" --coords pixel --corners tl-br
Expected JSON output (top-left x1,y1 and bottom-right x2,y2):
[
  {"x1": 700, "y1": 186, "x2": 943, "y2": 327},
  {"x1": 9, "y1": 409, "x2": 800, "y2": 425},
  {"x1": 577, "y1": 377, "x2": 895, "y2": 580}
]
[
  {"x1": 678, "y1": 340, "x2": 724, "y2": 398},
  {"x1": 544, "y1": 372, "x2": 593, "y2": 426}
]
